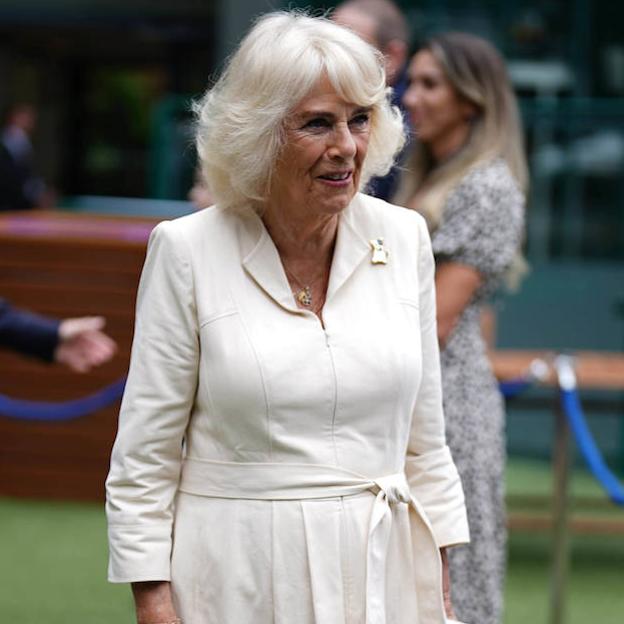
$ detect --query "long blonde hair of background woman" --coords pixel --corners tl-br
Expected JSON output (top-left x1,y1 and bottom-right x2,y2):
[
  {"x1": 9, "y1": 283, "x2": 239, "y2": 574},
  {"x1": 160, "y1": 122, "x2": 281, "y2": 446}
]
[{"x1": 394, "y1": 32, "x2": 529, "y2": 232}]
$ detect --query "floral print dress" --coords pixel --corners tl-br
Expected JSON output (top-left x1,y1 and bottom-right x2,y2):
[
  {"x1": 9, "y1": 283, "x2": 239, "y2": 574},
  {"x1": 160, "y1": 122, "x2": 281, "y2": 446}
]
[{"x1": 431, "y1": 158, "x2": 525, "y2": 624}]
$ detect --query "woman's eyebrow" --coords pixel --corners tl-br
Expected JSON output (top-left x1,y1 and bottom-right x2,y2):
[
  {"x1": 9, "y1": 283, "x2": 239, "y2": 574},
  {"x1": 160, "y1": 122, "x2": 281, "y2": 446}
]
[
  {"x1": 295, "y1": 105, "x2": 372, "y2": 120},
  {"x1": 296, "y1": 109, "x2": 336, "y2": 120}
]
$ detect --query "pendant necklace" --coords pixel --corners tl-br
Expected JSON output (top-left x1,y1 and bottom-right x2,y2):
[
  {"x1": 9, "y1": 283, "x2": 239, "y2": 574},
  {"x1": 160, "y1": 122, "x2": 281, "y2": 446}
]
[{"x1": 283, "y1": 264, "x2": 322, "y2": 308}]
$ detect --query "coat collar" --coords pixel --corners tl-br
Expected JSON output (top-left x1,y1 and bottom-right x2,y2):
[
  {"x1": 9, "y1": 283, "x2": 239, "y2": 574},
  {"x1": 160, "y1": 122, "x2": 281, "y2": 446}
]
[
  {"x1": 326, "y1": 195, "x2": 371, "y2": 302},
  {"x1": 240, "y1": 195, "x2": 373, "y2": 311},
  {"x1": 240, "y1": 208, "x2": 295, "y2": 311}
]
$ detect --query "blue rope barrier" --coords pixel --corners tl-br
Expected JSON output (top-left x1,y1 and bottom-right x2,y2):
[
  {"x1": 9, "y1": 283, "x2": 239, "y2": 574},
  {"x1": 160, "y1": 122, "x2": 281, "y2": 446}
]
[
  {"x1": 0, "y1": 377, "x2": 126, "y2": 422},
  {"x1": 500, "y1": 378, "x2": 533, "y2": 398},
  {"x1": 499, "y1": 358, "x2": 549, "y2": 398},
  {"x1": 560, "y1": 386, "x2": 624, "y2": 506}
]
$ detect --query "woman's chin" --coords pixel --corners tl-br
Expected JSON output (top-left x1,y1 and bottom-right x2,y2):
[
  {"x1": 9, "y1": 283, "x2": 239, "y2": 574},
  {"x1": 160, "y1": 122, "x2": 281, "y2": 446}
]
[
  {"x1": 318, "y1": 196, "x2": 354, "y2": 216},
  {"x1": 315, "y1": 186, "x2": 357, "y2": 214}
]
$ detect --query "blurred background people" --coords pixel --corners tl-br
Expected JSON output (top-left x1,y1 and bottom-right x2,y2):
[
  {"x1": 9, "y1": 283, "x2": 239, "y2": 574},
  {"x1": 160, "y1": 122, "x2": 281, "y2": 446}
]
[
  {"x1": 394, "y1": 32, "x2": 528, "y2": 624},
  {"x1": 0, "y1": 103, "x2": 54, "y2": 211},
  {"x1": 333, "y1": 0, "x2": 411, "y2": 200},
  {"x1": 0, "y1": 297, "x2": 117, "y2": 373}
]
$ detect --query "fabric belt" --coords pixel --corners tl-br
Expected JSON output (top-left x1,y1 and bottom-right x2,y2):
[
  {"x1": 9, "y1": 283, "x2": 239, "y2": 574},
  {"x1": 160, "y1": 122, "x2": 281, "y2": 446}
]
[{"x1": 179, "y1": 457, "x2": 445, "y2": 624}]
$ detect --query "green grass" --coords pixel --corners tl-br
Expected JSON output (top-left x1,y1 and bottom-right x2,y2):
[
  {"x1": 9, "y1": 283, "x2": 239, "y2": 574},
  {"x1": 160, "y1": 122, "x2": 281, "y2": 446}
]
[
  {"x1": 505, "y1": 532, "x2": 624, "y2": 624},
  {"x1": 504, "y1": 458, "x2": 624, "y2": 624},
  {"x1": 0, "y1": 498, "x2": 133, "y2": 623},
  {"x1": 507, "y1": 456, "x2": 621, "y2": 501},
  {"x1": 0, "y1": 458, "x2": 622, "y2": 623}
]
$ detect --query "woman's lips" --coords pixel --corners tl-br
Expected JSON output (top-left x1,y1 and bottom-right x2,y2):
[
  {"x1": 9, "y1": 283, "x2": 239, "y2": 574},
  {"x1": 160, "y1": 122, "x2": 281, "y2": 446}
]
[
  {"x1": 317, "y1": 171, "x2": 353, "y2": 187},
  {"x1": 409, "y1": 112, "x2": 422, "y2": 127}
]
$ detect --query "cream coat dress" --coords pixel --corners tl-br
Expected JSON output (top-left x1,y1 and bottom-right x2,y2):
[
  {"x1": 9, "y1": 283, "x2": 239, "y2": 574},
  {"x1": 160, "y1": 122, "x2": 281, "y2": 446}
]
[{"x1": 106, "y1": 193, "x2": 469, "y2": 624}]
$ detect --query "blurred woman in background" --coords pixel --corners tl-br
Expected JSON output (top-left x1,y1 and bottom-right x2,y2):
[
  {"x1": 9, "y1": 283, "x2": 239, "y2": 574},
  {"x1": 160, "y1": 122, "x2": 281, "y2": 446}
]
[{"x1": 395, "y1": 31, "x2": 528, "y2": 624}]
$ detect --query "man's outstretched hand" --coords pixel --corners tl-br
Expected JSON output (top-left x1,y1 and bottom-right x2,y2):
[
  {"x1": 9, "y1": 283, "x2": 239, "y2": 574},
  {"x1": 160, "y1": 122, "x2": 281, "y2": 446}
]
[{"x1": 55, "y1": 316, "x2": 117, "y2": 373}]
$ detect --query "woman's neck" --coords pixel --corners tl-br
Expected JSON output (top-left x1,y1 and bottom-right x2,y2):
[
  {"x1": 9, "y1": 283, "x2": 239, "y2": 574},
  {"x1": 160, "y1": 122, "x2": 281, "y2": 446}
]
[
  {"x1": 430, "y1": 122, "x2": 471, "y2": 165},
  {"x1": 262, "y1": 208, "x2": 338, "y2": 266}
]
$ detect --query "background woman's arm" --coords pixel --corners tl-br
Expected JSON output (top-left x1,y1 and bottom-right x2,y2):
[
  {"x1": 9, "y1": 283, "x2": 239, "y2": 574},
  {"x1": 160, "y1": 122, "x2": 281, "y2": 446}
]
[
  {"x1": 429, "y1": 167, "x2": 526, "y2": 350},
  {"x1": 434, "y1": 261, "x2": 482, "y2": 347},
  {"x1": 440, "y1": 547, "x2": 456, "y2": 620}
]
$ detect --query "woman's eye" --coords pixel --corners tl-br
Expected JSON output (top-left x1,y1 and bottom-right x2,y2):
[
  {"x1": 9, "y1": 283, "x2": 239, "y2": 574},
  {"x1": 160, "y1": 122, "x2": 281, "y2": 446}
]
[
  {"x1": 303, "y1": 118, "x2": 330, "y2": 130},
  {"x1": 350, "y1": 113, "x2": 370, "y2": 128}
]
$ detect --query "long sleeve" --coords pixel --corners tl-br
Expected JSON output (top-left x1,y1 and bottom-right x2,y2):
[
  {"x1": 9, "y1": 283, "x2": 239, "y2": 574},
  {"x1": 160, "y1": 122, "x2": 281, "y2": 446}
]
[
  {"x1": 0, "y1": 297, "x2": 59, "y2": 360},
  {"x1": 106, "y1": 220, "x2": 200, "y2": 582},
  {"x1": 404, "y1": 216, "x2": 469, "y2": 547}
]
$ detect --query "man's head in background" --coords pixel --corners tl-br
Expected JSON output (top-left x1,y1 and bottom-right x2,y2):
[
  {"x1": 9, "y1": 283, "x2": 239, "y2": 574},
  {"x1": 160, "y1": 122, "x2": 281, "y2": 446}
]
[
  {"x1": 333, "y1": 0, "x2": 409, "y2": 86},
  {"x1": 2, "y1": 103, "x2": 37, "y2": 133}
]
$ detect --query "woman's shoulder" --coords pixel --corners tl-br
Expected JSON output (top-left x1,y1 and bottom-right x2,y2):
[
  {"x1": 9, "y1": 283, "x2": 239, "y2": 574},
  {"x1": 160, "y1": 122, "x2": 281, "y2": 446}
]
[
  {"x1": 445, "y1": 158, "x2": 524, "y2": 219},
  {"x1": 433, "y1": 158, "x2": 525, "y2": 274},
  {"x1": 454, "y1": 158, "x2": 522, "y2": 201},
  {"x1": 144, "y1": 205, "x2": 245, "y2": 271},
  {"x1": 152, "y1": 204, "x2": 235, "y2": 242},
  {"x1": 355, "y1": 192, "x2": 426, "y2": 232}
]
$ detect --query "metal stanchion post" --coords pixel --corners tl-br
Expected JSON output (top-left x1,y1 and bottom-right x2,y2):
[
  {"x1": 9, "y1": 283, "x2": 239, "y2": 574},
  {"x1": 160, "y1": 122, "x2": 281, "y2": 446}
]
[{"x1": 549, "y1": 355, "x2": 576, "y2": 624}]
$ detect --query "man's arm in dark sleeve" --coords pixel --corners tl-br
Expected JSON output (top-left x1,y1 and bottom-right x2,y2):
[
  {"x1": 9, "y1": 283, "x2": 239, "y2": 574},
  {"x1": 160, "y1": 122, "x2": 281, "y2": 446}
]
[{"x1": 0, "y1": 298, "x2": 60, "y2": 361}]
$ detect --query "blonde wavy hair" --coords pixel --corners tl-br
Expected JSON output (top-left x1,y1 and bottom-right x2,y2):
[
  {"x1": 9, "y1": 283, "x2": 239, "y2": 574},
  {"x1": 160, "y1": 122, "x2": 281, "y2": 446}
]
[
  {"x1": 193, "y1": 11, "x2": 406, "y2": 211},
  {"x1": 394, "y1": 32, "x2": 528, "y2": 231}
]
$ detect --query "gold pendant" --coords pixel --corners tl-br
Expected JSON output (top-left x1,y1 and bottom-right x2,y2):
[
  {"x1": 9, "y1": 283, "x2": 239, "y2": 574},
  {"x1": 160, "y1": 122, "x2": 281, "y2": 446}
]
[
  {"x1": 296, "y1": 286, "x2": 312, "y2": 307},
  {"x1": 369, "y1": 238, "x2": 389, "y2": 264}
]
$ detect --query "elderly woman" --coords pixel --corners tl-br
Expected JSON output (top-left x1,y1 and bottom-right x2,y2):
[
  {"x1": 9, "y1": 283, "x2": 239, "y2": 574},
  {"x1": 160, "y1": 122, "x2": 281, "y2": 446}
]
[
  {"x1": 395, "y1": 33, "x2": 528, "y2": 624},
  {"x1": 106, "y1": 12, "x2": 468, "y2": 624}
]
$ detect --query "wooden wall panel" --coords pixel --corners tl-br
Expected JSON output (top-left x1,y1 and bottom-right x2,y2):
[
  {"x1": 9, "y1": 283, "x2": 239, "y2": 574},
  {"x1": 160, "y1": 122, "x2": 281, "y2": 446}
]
[{"x1": 0, "y1": 212, "x2": 159, "y2": 501}]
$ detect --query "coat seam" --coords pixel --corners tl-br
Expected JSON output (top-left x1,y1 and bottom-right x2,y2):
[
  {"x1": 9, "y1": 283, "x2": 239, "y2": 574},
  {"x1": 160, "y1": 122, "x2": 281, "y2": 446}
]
[{"x1": 237, "y1": 303, "x2": 273, "y2": 459}]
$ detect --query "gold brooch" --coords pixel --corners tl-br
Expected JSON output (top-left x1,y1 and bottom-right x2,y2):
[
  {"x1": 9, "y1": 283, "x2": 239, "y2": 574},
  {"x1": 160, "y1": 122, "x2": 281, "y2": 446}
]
[{"x1": 369, "y1": 238, "x2": 389, "y2": 264}]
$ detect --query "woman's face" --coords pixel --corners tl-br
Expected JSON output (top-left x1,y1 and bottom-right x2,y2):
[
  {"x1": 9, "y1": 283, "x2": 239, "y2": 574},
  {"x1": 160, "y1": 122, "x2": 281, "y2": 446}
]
[
  {"x1": 270, "y1": 76, "x2": 371, "y2": 220},
  {"x1": 403, "y1": 49, "x2": 475, "y2": 159}
]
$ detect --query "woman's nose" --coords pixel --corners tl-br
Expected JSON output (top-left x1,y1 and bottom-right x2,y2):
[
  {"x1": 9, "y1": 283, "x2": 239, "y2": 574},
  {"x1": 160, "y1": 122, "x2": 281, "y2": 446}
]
[
  {"x1": 402, "y1": 83, "x2": 420, "y2": 110},
  {"x1": 328, "y1": 123, "x2": 357, "y2": 159}
]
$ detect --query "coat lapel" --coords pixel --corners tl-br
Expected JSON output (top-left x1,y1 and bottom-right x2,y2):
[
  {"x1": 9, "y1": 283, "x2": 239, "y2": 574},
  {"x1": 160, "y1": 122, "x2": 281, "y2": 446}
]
[
  {"x1": 240, "y1": 209, "x2": 298, "y2": 312},
  {"x1": 240, "y1": 195, "x2": 375, "y2": 309},
  {"x1": 326, "y1": 195, "x2": 372, "y2": 303}
]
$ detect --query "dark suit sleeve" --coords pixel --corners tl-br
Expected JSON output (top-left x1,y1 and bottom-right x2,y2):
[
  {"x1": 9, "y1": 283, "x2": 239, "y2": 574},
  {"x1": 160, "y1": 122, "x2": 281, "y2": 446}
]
[{"x1": 0, "y1": 298, "x2": 60, "y2": 361}]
